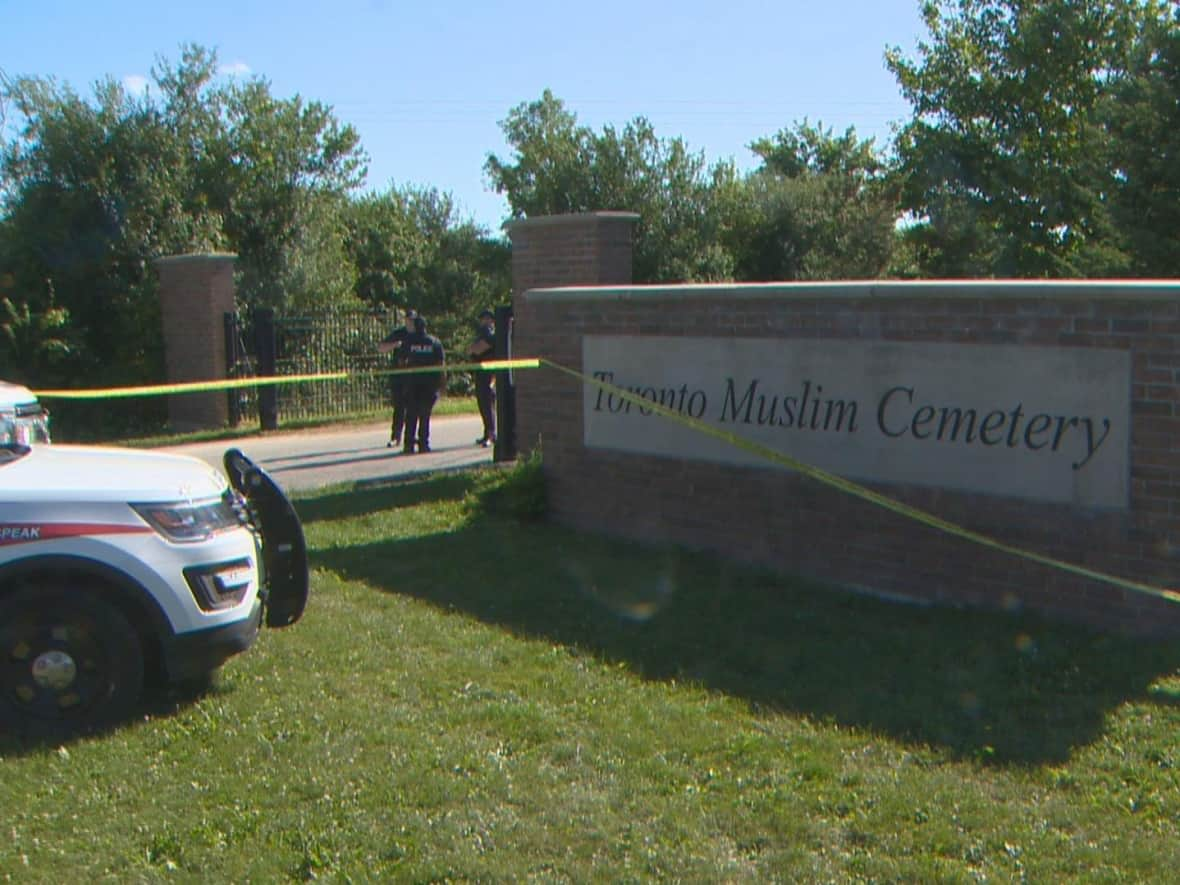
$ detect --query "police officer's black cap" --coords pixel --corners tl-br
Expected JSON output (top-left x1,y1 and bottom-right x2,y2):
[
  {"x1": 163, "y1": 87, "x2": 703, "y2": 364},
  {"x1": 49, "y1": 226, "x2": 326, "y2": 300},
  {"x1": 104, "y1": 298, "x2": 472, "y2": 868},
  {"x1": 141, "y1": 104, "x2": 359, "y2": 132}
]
[
  {"x1": 478, "y1": 309, "x2": 494, "y2": 320},
  {"x1": 404, "y1": 308, "x2": 418, "y2": 320}
]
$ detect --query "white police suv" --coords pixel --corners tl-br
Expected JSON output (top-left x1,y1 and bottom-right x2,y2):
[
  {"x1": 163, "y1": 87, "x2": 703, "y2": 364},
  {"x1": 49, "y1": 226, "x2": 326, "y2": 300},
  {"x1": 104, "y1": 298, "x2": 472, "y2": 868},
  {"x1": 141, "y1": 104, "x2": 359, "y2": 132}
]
[{"x1": 0, "y1": 433, "x2": 308, "y2": 736}]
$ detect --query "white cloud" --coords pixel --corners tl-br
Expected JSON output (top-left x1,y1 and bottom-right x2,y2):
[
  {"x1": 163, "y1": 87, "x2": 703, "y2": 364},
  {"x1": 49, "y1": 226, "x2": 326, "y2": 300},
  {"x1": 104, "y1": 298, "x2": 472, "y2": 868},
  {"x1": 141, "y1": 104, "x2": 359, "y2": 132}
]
[
  {"x1": 219, "y1": 61, "x2": 252, "y2": 78},
  {"x1": 122, "y1": 74, "x2": 150, "y2": 97}
]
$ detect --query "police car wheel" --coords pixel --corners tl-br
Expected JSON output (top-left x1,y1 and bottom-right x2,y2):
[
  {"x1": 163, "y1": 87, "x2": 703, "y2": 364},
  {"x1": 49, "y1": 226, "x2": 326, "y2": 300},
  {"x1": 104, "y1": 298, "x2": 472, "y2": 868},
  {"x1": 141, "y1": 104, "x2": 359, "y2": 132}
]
[{"x1": 0, "y1": 586, "x2": 145, "y2": 737}]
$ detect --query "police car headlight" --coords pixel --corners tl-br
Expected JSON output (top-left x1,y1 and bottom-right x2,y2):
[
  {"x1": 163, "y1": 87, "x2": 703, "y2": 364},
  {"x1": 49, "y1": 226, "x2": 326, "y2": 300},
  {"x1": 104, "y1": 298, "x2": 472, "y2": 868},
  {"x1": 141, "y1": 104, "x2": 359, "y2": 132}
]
[{"x1": 132, "y1": 498, "x2": 241, "y2": 543}]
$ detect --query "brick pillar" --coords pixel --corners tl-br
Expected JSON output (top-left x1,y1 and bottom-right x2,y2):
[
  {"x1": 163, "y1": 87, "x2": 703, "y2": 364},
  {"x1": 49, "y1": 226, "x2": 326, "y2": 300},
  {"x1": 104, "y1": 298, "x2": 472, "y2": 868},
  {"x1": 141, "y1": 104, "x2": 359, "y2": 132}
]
[
  {"x1": 154, "y1": 253, "x2": 237, "y2": 431},
  {"x1": 508, "y1": 211, "x2": 639, "y2": 298},
  {"x1": 508, "y1": 212, "x2": 638, "y2": 463}
]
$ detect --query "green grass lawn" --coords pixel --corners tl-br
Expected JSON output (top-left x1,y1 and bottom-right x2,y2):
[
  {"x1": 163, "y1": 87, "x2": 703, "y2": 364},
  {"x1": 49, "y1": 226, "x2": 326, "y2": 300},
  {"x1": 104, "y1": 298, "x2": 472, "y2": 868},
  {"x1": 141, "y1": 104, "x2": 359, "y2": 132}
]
[{"x1": 2, "y1": 461, "x2": 1179, "y2": 880}]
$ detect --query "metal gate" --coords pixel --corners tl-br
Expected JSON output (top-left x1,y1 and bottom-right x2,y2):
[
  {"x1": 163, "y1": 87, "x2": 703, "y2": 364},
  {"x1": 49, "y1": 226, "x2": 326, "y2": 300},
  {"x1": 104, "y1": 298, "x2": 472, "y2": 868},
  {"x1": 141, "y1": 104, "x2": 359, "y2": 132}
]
[{"x1": 225, "y1": 307, "x2": 400, "y2": 427}]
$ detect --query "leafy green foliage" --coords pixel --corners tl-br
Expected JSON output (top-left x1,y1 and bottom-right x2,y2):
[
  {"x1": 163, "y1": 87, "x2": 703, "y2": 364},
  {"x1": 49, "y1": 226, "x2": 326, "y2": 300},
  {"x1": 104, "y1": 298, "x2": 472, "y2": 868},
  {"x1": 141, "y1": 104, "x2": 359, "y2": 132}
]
[
  {"x1": 1, "y1": 72, "x2": 201, "y2": 402},
  {"x1": 0, "y1": 293, "x2": 70, "y2": 383},
  {"x1": 1101, "y1": 3, "x2": 1180, "y2": 276},
  {"x1": 483, "y1": 90, "x2": 593, "y2": 219},
  {"x1": 217, "y1": 75, "x2": 366, "y2": 310},
  {"x1": 886, "y1": 0, "x2": 1177, "y2": 277},
  {"x1": 486, "y1": 92, "x2": 902, "y2": 283},
  {"x1": 751, "y1": 122, "x2": 886, "y2": 180},
  {"x1": 485, "y1": 90, "x2": 733, "y2": 282},
  {"x1": 465, "y1": 448, "x2": 547, "y2": 522},
  {"x1": 0, "y1": 45, "x2": 366, "y2": 411},
  {"x1": 720, "y1": 122, "x2": 901, "y2": 280},
  {"x1": 343, "y1": 183, "x2": 510, "y2": 393}
]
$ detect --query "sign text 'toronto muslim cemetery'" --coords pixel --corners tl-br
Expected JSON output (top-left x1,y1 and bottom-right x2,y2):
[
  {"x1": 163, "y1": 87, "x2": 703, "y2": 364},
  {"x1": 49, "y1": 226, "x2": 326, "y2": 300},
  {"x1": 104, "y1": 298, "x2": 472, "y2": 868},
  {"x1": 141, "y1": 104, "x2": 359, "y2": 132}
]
[{"x1": 582, "y1": 336, "x2": 1130, "y2": 509}]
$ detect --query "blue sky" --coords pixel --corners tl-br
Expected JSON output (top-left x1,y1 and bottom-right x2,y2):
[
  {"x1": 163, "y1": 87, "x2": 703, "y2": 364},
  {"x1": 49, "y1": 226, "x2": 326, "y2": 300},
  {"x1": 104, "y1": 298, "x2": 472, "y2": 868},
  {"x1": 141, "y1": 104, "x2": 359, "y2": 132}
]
[{"x1": 1, "y1": 0, "x2": 927, "y2": 232}]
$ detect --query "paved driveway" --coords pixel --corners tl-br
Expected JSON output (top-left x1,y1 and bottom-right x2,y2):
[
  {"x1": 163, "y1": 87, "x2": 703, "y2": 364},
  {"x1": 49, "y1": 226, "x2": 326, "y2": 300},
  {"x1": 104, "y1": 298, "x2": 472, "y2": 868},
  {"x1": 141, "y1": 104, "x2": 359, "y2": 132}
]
[{"x1": 158, "y1": 415, "x2": 494, "y2": 493}]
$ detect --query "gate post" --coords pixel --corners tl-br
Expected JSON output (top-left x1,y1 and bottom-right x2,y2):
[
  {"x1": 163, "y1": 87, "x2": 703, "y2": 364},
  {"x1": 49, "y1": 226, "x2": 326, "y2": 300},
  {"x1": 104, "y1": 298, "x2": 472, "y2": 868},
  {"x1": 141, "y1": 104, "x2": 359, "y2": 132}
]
[
  {"x1": 254, "y1": 307, "x2": 279, "y2": 431},
  {"x1": 507, "y1": 212, "x2": 639, "y2": 462},
  {"x1": 224, "y1": 311, "x2": 242, "y2": 426},
  {"x1": 492, "y1": 304, "x2": 515, "y2": 462},
  {"x1": 154, "y1": 253, "x2": 237, "y2": 431}
]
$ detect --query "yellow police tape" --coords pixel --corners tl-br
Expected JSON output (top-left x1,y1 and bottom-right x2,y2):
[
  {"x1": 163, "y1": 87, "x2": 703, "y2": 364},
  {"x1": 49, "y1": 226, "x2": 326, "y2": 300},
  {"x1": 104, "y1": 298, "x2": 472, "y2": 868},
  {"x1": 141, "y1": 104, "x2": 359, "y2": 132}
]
[
  {"x1": 32, "y1": 356, "x2": 1179, "y2": 606},
  {"x1": 32, "y1": 360, "x2": 542, "y2": 399},
  {"x1": 539, "y1": 358, "x2": 1180, "y2": 608}
]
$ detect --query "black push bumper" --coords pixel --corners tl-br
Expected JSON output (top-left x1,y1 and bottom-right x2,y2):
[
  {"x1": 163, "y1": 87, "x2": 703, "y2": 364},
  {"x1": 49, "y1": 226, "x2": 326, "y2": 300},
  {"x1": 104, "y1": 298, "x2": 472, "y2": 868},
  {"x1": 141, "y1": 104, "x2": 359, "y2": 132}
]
[{"x1": 223, "y1": 448, "x2": 309, "y2": 629}]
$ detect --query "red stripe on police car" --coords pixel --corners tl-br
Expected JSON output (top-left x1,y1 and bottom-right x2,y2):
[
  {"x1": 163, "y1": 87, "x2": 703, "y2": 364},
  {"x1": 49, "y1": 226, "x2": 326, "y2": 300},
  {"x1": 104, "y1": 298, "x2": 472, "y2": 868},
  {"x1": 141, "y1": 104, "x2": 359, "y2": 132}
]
[{"x1": 0, "y1": 523, "x2": 152, "y2": 545}]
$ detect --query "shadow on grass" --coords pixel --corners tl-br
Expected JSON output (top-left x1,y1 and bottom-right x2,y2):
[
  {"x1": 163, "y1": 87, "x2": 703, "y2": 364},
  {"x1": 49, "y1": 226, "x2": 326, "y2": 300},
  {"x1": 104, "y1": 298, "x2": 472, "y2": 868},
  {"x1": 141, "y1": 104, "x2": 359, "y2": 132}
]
[
  {"x1": 292, "y1": 472, "x2": 483, "y2": 523},
  {"x1": 309, "y1": 473, "x2": 1180, "y2": 766},
  {"x1": 0, "y1": 677, "x2": 216, "y2": 755}
]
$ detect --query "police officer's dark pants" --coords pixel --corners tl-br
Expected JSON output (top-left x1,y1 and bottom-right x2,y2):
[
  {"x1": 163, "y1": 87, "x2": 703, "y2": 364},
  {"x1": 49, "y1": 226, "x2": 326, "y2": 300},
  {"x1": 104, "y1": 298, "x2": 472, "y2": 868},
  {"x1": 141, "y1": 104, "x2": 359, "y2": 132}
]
[
  {"x1": 403, "y1": 384, "x2": 438, "y2": 452},
  {"x1": 389, "y1": 380, "x2": 406, "y2": 442},
  {"x1": 474, "y1": 372, "x2": 496, "y2": 442}
]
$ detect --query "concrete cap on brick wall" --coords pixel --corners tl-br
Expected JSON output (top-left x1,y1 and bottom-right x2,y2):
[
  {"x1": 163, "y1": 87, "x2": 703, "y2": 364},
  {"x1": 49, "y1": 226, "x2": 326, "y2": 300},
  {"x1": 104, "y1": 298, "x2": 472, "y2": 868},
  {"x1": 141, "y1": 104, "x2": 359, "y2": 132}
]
[
  {"x1": 504, "y1": 211, "x2": 640, "y2": 236},
  {"x1": 522, "y1": 279, "x2": 1180, "y2": 302},
  {"x1": 153, "y1": 252, "x2": 239, "y2": 267}
]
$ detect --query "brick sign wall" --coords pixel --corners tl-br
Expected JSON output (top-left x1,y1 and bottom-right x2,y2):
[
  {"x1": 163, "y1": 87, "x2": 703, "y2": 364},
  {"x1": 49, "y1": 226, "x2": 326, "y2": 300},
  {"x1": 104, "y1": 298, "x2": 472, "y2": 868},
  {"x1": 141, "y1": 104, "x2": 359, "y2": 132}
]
[{"x1": 512, "y1": 275, "x2": 1180, "y2": 637}]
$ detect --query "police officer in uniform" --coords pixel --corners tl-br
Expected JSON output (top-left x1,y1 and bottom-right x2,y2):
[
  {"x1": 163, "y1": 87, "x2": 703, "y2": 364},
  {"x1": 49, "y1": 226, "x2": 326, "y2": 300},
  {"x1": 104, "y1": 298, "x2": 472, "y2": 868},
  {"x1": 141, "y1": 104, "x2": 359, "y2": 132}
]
[
  {"x1": 402, "y1": 315, "x2": 445, "y2": 454},
  {"x1": 377, "y1": 309, "x2": 415, "y2": 448},
  {"x1": 468, "y1": 308, "x2": 496, "y2": 447}
]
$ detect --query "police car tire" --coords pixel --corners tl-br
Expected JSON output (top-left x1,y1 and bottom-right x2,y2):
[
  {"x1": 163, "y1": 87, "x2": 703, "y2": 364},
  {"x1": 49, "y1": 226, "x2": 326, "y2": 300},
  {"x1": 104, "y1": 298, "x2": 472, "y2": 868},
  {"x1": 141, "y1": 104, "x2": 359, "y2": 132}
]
[{"x1": 0, "y1": 585, "x2": 145, "y2": 737}]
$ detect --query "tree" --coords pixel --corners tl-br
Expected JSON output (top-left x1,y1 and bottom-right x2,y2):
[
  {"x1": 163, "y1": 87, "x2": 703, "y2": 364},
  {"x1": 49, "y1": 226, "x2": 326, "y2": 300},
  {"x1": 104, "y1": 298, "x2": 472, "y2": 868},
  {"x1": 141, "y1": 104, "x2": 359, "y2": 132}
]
[
  {"x1": 346, "y1": 189, "x2": 425, "y2": 307},
  {"x1": 486, "y1": 93, "x2": 905, "y2": 284},
  {"x1": 0, "y1": 45, "x2": 368, "y2": 409},
  {"x1": 0, "y1": 291, "x2": 70, "y2": 384},
  {"x1": 885, "y1": 0, "x2": 1169, "y2": 277},
  {"x1": 0, "y1": 72, "x2": 209, "y2": 394},
  {"x1": 343, "y1": 184, "x2": 510, "y2": 363},
  {"x1": 217, "y1": 75, "x2": 366, "y2": 310},
  {"x1": 720, "y1": 122, "x2": 900, "y2": 281},
  {"x1": 750, "y1": 122, "x2": 886, "y2": 180},
  {"x1": 483, "y1": 90, "x2": 594, "y2": 217},
  {"x1": 1101, "y1": 4, "x2": 1180, "y2": 276},
  {"x1": 485, "y1": 90, "x2": 732, "y2": 282}
]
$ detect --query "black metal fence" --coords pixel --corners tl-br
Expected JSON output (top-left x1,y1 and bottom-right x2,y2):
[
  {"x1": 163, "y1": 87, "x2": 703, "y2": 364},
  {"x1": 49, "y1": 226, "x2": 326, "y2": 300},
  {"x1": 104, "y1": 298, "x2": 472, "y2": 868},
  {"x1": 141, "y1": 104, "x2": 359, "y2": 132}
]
[{"x1": 226, "y1": 307, "x2": 400, "y2": 426}]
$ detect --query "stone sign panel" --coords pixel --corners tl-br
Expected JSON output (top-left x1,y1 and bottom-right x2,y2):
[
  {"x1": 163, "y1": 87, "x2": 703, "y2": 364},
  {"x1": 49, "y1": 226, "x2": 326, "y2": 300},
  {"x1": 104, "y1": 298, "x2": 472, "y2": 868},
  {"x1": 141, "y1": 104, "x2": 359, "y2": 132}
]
[{"x1": 583, "y1": 336, "x2": 1130, "y2": 509}]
